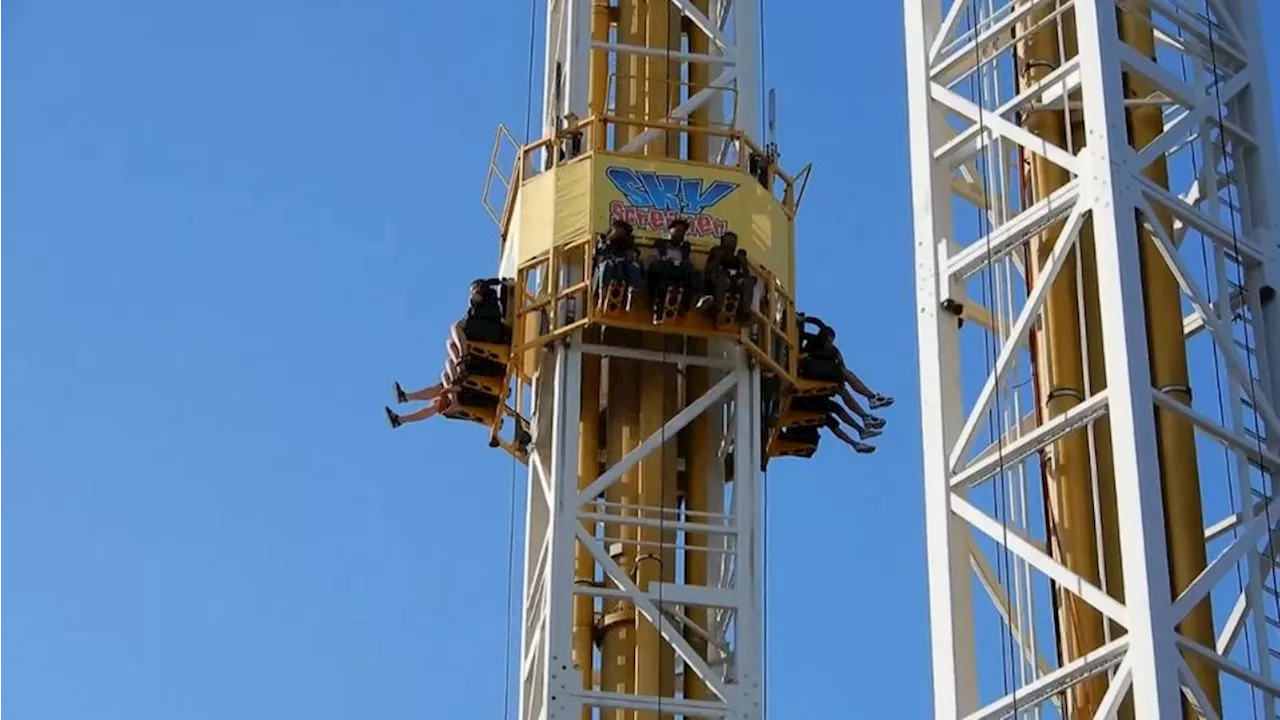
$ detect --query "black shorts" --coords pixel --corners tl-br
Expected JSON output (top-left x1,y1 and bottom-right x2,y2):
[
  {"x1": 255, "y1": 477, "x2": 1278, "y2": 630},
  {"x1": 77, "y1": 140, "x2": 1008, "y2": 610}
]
[
  {"x1": 790, "y1": 396, "x2": 836, "y2": 415},
  {"x1": 463, "y1": 316, "x2": 511, "y2": 344},
  {"x1": 799, "y1": 355, "x2": 842, "y2": 382},
  {"x1": 782, "y1": 426, "x2": 820, "y2": 444},
  {"x1": 463, "y1": 356, "x2": 506, "y2": 377},
  {"x1": 458, "y1": 388, "x2": 500, "y2": 408}
]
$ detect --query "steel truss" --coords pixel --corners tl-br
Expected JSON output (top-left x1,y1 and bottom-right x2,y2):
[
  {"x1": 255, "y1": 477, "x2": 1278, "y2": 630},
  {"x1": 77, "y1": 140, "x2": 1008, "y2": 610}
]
[
  {"x1": 538, "y1": 0, "x2": 760, "y2": 160},
  {"x1": 516, "y1": 1, "x2": 768, "y2": 718},
  {"x1": 517, "y1": 339, "x2": 765, "y2": 719},
  {"x1": 906, "y1": 0, "x2": 1280, "y2": 717}
]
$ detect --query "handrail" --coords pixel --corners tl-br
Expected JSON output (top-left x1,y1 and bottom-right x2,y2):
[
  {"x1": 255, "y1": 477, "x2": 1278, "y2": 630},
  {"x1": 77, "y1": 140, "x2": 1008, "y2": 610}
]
[{"x1": 513, "y1": 113, "x2": 800, "y2": 216}]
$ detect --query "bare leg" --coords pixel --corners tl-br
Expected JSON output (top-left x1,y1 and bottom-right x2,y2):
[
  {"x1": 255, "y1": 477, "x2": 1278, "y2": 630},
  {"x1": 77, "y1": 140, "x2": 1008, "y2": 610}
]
[
  {"x1": 842, "y1": 367, "x2": 876, "y2": 398},
  {"x1": 404, "y1": 383, "x2": 444, "y2": 402},
  {"x1": 829, "y1": 405, "x2": 866, "y2": 434},
  {"x1": 838, "y1": 386, "x2": 871, "y2": 419},
  {"x1": 827, "y1": 424, "x2": 875, "y2": 454},
  {"x1": 836, "y1": 388, "x2": 886, "y2": 431},
  {"x1": 842, "y1": 367, "x2": 895, "y2": 409},
  {"x1": 386, "y1": 401, "x2": 446, "y2": 428}
]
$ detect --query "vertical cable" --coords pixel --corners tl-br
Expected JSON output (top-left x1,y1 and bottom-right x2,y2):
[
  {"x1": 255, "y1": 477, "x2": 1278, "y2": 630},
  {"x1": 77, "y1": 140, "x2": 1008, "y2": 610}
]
[
  {"x1": 505, "y1": 3, "x2": 541, "y2": 718},
  {"x1": 1178, "y1": 7, "x2": 1260, "y2": 716},
  {"x1": 967, "y1": 3, "x2": 1020, "y2": 711},
  {"x1": 1204, "y1": 3, "x2": 1280, "y2": 655}
]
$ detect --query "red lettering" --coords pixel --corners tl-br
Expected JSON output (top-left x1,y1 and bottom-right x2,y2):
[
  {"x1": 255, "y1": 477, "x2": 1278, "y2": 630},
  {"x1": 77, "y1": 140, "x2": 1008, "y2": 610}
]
[{"x1": 694, "y1": 214, "x2": 714, "y2": 236}]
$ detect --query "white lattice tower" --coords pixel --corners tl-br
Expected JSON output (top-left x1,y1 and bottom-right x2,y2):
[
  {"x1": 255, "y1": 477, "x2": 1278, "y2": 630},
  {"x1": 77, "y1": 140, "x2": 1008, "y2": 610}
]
[{"x1": 906, "y1": 0, "x2": 1280, "y2": 716}]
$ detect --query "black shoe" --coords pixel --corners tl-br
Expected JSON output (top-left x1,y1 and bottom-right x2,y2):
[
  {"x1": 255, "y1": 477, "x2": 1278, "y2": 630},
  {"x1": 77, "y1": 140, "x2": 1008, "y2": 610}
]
[
  {"x1": 385, "y1": 407, "x2": 402, "y2": 429},
  {"x1": 394, "y1": 382, "x2": 408, "y2": 404}
]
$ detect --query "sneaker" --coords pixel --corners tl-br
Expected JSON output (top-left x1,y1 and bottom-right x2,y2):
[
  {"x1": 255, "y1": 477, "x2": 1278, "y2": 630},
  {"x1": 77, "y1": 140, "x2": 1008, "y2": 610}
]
[
  {"x1": 869, "y1": 394, "x2": 895, "y2": 410},
  {"x1": 860, "y1": 427, "x2": 883, "y2": 440},
  {"x1": 385, "y1": 407, "x2": 403, "y2": 429},
  {"x1": 395, "y1": 382, "x2": 408, "y2": 404},
  {"x1": 865, "y1": 416, "x2": 886, "y2": 429},
  {"x1": 853, "y1": 441, "x2": 876, "y2": 454}
]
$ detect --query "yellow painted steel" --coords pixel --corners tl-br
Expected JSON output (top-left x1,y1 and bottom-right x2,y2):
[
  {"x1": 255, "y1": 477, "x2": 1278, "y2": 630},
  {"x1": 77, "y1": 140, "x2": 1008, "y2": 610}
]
[
  {"x1": 1017, "y1": 8, "x2": 1219, "y2": 717},
  {"x1": 683, "y1": 342, "x2": 714, "y2": 702},
  {"x1": 687, "y1": 0, "x2": 710, "y2": 166},
  {"x1": 635, "y1": 338, "x2": 668, "y2": 718},
  {"x1": 574, "y1": 355, "x2": 601, "y2": 718},
  {"x1": 590, "y1": 0, "x2": 610, "y2": 148},
  {"x1": 1118, "y1": 9, "x2": 1221, "y2": 714},
  {"x1": 1016, "y1": 10, "x2": 1106, "y2": 714},
  {"x1": 601, "y1": 358, "x2": 639, "y2": 718},
  {"x1": 683, "y1": 29, "x2": 714, "y2": 705}
]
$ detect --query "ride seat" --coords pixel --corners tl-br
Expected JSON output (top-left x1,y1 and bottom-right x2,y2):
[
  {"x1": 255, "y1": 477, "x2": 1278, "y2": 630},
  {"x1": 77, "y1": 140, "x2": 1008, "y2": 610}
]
[
  {"x1": 769, "y1": 426, "x2": 821, "y2": 459},
  {"x1": 443, "y1": 388, "x2": 500, "y2": 426},
  {"x1": 715, "y1": 290, "x2": 742, "y2": 327},
  {"x1": 654, "y1": 283, "x2": 685, "y2": 324},
  {"x1": 776, "y1": 409, "x2": 828, "y2": 429},
  {"x1": 792, "y1": 377, "x2": 840, "y2": 397}
]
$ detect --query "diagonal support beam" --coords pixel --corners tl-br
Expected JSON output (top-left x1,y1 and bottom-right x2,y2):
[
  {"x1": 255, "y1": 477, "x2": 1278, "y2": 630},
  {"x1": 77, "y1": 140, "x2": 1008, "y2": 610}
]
[
  {"x1": 931, "y1": 83, "x2": 1081, "y2": 176},
  {"x1": 576, "y1": 372, "x2": 736, "y2": 504},
  {"x1": 619, "y1": 68, "x2": 736, "y2": 154},
  {"x1": 576, "y1": 525, "x2": 734, "y2": 702},
  {"x1": 669, "y1": 0, "x2": 729, "y2": 52},
  {"x1": 1133, "y1": 67, "x2": 1253, "y2": 170},
  {"x1": 952, "y1": 391, "x2": 1109, "y2": 490},
  {"x1": 1170, "y1": 492, "x2": 1280, "y2": 622},
  {"x1": 953, "y1": 496, "x2": 1129, "y2": 625},
  {"x1": 1137, "y1": 195, "x2": 1280, "y2": 434},
  {"x1": 964, "y1": 637, "x2": 1129, "y2": 720},
  {"x1": 1091, "y1": 655, "x2": 1134, "y2": 720},
  {"x1": 949, "y1": 204, "x2": 1087, "y2": 471}
]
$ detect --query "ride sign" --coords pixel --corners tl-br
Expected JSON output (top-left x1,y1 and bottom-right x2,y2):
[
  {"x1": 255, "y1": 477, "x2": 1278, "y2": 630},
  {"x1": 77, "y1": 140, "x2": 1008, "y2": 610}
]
[{"x1": 604, "y1": 165, "x2": 739, "y2": 238}]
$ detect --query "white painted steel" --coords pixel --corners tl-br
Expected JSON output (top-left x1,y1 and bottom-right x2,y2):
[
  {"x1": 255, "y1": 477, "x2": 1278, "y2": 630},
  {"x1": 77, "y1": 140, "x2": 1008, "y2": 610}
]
[{"x1": 905, "y1": 0, "x2": 1280, "y2": 715}]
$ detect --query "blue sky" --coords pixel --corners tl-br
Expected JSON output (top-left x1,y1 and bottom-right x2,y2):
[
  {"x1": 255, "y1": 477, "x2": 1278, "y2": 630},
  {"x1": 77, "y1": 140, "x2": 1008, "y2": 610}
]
[{"x1": 6, "y1": 1, "x2": 1280, "y2": 718}]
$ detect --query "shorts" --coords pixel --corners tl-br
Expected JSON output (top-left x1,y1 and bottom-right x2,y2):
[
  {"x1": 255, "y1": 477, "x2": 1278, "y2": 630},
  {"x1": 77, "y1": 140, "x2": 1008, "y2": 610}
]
[
  {"x1": 781, "y1": 426, "x2": 820, "y2": 444},
  {"x1": 799, "y1": 355, "x2": 842, "y2": 382},
  {"x1": 458, "y1": 388, "x2": 500, "y2": 408},
  {"x1": 790, "y1": 396, "x2": 835, "y2": 415},
  {"x1": 463, "y1": 356, "x2": 506, "y2": 377},
  {"x1": 464, "y1": 316, "x2": 511, "y2": 344}
]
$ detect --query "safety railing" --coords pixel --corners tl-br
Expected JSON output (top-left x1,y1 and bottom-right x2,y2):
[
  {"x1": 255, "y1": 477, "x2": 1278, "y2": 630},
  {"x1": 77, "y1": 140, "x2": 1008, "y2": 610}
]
[
  {"x1": 511, "y1": 233, "x2": 800, "y2": 383},
  {"x1": 499, "y1": 112, "x2": 800, "y2": 217}
]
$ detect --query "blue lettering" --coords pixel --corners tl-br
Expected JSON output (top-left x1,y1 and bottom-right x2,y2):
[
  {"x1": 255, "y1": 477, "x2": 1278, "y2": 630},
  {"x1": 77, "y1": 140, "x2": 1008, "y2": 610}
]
[
  {"x1": 639, "y1": 172, "x2": 684, "y2": 211},
  {"x1": 606, "y1": 166, "x2": 738, "y2": 215},
  {"x1": 605, "y1": 166, "x2": 653, "y2": 208},
  {"x1": 681, "y1": 177, "x2": 736, "y2": 214}
]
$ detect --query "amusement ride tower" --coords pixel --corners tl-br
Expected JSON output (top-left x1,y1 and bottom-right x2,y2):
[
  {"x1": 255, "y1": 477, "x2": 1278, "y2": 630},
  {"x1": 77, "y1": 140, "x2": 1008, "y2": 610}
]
[
  {"x1": 906, "y1": 0, "x2": 1280, "y2": 717},
  {"x1": 468, "y1": 0, "x2": 809, "y2": 717}
]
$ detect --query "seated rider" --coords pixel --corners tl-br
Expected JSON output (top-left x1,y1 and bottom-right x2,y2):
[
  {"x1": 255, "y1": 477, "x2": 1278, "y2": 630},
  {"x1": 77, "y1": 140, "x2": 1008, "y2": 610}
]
[
  {"x1": 788, "y1": 394, "x2": 878, "y2": 454},
  {"x1": 797, "y1": 314, "x2": 892, "y2": 430},
  {"x1": 386, "y1": 278, "x2": 514, "y2": 429},
  {"x1": 647, "y1": 217, "x2": 695, "y2": 322},
  {"x1": 594, "y1": 219, "x2": 643, "y2": 310},
  {"x1": 454, "y1": 278, "x2": 511, "y2": 347},
  {"x1": 696, "y1": 231, "x2": 756, "y2": 322}
]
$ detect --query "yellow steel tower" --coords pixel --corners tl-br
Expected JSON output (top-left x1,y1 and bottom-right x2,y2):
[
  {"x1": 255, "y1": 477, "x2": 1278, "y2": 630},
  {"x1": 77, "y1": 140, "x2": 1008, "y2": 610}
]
[
  {"x1": 907, "y1": 0, "x2": 1280, "y2": 717},
  {"x1": 468, "y1": 1, "x2": 816, "y2": 717}
]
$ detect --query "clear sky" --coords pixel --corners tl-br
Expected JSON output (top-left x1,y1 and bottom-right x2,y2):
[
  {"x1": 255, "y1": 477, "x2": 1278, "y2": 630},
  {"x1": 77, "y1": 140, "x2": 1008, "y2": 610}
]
[{"x1": 6, "y1": 1, "x2": 1280, "y2": 718}]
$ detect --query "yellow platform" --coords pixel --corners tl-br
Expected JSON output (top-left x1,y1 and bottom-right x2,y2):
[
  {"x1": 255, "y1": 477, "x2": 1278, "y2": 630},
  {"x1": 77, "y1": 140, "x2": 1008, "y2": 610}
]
[{"x1": 768, "y1": 437, "x2": 819, "y2": 459}]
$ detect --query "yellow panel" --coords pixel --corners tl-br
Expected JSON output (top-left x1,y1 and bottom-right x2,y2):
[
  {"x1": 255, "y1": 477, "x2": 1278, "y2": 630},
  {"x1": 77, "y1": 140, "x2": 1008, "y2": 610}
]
[
  {"x1": 591, "y1": 153, "x2": 796, "y2": 296},
  {"x1": 554, "y1": 159, "x2": 592, "y2": 246},
  {"x1": 515, "y1": 170, "x2": 556, "y2": 265},
  {"x1": 511, "y1": 162, "x2": 593, "y2": 267}
]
